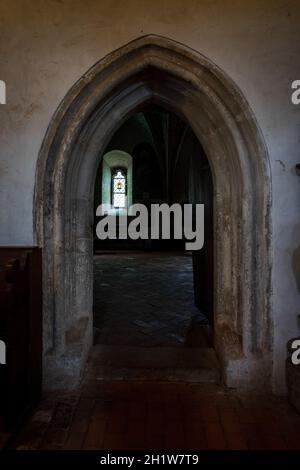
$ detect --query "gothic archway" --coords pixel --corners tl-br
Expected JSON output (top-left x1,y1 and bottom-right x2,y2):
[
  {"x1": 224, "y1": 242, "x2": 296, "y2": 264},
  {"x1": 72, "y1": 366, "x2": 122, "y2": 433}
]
[{"x1": 34, "y1": 35, "x2": 272, "y2": 389}]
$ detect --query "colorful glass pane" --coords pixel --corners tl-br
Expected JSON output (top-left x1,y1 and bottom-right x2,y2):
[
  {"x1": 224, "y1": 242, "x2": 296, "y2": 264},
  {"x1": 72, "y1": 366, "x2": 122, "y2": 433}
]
[{"x1": 113, "y1": 170, "x2": 126, "y2": 207}]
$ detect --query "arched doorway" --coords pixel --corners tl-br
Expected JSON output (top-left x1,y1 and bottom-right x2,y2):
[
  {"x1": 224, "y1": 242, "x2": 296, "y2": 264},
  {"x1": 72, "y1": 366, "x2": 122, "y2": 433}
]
[
  {"x1": 34, "y1": 35, "x2": 272, "y2": 390},
  {"x1": 92, "y1": 105, "x2": 214, "y2": 378}
]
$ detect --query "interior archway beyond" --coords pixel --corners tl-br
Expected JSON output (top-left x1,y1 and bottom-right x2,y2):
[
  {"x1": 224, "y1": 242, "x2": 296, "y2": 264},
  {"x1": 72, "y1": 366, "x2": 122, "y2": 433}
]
[{"x1": 34, "y1": 35, "x2": 272, "y2": 390}]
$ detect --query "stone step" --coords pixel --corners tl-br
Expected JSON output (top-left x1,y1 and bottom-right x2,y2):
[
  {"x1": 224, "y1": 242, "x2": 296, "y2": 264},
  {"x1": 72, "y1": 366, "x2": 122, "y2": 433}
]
[
  {"x1": 84, "y1": 365, "x2": 220, "y2": 383},
  {"x1": 85, "y1": 345, "x2": 220, "y2": 383}
]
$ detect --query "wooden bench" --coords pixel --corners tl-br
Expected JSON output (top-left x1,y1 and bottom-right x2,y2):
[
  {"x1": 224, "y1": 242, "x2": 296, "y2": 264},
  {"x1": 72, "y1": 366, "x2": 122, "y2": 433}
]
[{"x1": 0, "y1": 247, "x2": 42, "y2": 445}]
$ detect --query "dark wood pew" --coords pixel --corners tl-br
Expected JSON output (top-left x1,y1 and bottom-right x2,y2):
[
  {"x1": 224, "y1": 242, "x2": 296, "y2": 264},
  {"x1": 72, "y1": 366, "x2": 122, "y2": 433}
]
[{"x1": 0, "y1": 247, "x2": 42, "y2": 437}]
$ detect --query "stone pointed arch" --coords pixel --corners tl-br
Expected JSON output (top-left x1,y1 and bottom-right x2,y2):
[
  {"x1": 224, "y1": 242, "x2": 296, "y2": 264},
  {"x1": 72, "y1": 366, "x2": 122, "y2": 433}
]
[{"x1": 34, "y1": 35, "x2": 272, "y2": 389}]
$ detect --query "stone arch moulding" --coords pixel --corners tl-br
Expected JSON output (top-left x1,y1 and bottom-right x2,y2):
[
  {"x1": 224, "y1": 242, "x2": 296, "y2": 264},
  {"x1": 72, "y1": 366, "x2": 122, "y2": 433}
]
[{"x1": 34, "y1": 35, "x2": 272, "y2": 390}]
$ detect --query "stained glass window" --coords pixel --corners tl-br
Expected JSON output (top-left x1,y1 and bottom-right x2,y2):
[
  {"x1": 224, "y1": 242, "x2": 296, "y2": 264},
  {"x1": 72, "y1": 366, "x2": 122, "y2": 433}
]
[{"x1": 112, "y1": 169, "x2": 126, "y2": 208}]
